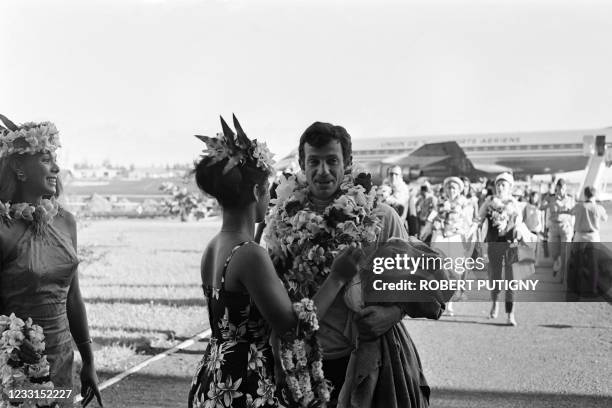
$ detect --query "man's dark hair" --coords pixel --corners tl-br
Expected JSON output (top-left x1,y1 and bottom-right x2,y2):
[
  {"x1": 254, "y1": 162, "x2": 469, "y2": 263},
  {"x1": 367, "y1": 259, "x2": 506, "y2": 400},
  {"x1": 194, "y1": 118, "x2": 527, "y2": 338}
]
[{"x1": 298, "y1": 122, "x2": 352, "y2": 169}]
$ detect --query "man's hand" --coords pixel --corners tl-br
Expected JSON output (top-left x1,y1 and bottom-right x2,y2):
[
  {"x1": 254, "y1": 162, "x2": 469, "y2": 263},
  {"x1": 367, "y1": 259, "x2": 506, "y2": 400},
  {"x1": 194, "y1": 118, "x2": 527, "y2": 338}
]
[
  {"x1": 355, "y1": 305, "x2": 403, "y2": 341},
  {"x1": 330, "y1": 246, "x2": 365, "y2": 284}
]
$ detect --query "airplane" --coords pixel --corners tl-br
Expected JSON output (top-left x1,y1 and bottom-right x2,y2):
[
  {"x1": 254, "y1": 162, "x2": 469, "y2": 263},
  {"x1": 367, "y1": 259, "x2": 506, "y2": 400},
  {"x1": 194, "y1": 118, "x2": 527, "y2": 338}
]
[{"x1": 275, "y1": 127, "x2": 612, "y2": 184}]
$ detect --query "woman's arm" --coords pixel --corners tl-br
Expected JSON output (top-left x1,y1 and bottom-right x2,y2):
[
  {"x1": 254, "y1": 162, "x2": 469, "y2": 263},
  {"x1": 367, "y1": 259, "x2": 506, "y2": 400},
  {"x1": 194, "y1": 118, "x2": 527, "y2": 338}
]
[
  {"x1": 63, "y1": 212, "x2": 102, "y2": 407},
  {"x1": 67, "y1": 273, "x2": 93, "y2": 364},
  {"x1": 233, "y1": 245, "x2": 360, "y2": 335},
  {"x1": 477, "y1": 199, "x2": 490, "y2": 224}
]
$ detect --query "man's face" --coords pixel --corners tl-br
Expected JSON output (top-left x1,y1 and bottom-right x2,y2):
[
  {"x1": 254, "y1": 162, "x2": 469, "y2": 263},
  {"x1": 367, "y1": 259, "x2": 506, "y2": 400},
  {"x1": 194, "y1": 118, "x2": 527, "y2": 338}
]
[{"x1": 303, "y1": 141, "x2": 345, "y2": 200}]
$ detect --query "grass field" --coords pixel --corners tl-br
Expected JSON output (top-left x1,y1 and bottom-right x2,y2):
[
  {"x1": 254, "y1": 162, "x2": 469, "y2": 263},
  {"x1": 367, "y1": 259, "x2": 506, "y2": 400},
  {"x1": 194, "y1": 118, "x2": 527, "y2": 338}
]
[{"x1": 76, "y1": 218, "x2": 220, "y2": 377}]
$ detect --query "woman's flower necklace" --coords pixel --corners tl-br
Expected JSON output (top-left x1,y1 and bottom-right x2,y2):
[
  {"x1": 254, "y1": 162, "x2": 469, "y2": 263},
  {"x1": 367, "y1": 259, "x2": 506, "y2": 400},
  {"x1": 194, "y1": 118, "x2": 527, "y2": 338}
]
[
  {"x1": 488, "y1": 195, "x2": 519, "y2": 235},
  {"x1": 265, "y1": 173, "x2": 382, "y2": 300},
  {"x1": 433, "y1": 195, "x2": 470, "y2": 237},
  {"x1": 0, "y1": 198, "x2": 60, "y2": 238}
]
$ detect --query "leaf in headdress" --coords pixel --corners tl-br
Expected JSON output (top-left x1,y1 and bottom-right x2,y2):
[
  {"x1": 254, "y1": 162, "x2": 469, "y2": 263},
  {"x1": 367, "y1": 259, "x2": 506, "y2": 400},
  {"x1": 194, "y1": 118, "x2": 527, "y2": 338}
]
[
  {"x1": 222, "y1": 154, "x2": 243, "y2": 175},
  {"x1": 0, "y1": 114, "x2": 18, "y2": 131},
  {"x1": 232, "y1": 114, "x2": 250, "y2": 149},
  {"x1": 195, "y1": 135, "x2": 229, "y2": 166},
  {"x1": 219, "y1": 116, "x2": 237, "y2": 150}
]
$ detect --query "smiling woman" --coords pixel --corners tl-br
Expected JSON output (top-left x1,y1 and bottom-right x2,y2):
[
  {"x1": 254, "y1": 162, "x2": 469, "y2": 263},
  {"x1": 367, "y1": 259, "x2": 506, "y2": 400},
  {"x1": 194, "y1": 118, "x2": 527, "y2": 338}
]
[{"x1": 0, "y1": 114, "x2": 103, "y2": 407}]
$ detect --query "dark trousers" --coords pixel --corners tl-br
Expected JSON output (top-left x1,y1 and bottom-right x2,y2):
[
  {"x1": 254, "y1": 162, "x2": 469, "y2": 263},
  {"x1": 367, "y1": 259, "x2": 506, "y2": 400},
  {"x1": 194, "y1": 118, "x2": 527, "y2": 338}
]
[
  {"x1": 323, "y1": 355, "x2": 351, "y2": 406},
  {"x1": 489, "y1": 242, "x2": 514, "y2": 313},
  {"x1": 567, "y1": 242, "x2": 601, "y2": 300},
  {"x1": 408, "y1": 215, "x2": 419, "y2": 237}
]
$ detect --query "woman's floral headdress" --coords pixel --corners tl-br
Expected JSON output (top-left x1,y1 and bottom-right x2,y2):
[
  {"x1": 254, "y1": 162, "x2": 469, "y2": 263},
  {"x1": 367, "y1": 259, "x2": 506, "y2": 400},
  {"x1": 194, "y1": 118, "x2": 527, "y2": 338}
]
[
  {"x1": 195, "y1": 114, "x2": 275, "y2": 175},
  {"x1": 0, "y1": 114, "x2": 61, "y2": 158}
]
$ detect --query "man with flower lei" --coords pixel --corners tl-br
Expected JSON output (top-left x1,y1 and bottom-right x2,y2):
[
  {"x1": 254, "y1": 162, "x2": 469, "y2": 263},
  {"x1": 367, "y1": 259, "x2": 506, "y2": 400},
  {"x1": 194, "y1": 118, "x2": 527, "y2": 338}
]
[
  {"x1": 0, "y1": 114, "x2": 102, "y2": 407},
  {"x1": 265, "y1": 122, "x2": 434, "y2": 407}
]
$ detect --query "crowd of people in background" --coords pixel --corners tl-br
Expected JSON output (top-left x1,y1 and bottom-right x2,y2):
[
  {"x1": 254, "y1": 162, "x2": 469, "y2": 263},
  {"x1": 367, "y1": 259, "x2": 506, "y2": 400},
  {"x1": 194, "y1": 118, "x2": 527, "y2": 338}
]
[
  {"x1": 267, "y1": 165, "x2": 609, "y2": 327},
  {"x1": 377, "y1": 168, "x2": 608, "y2": 319},
  {"x1": 378, "y1": 168, "x2": 607, "y2": 248}
]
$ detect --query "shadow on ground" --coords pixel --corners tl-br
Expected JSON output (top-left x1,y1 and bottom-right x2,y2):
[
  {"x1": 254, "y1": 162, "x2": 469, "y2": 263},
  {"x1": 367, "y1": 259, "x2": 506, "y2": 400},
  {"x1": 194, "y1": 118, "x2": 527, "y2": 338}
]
[{"x1": 84, "y1": 296, "x2": 205, "y2": 307}]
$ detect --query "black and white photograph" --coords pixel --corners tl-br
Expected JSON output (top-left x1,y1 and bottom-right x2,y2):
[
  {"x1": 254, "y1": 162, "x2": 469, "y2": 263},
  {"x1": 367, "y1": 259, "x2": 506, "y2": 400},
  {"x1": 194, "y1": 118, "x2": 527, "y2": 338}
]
[{"x1": 1, "y1": 0, "x2": 611, "y2": 407}]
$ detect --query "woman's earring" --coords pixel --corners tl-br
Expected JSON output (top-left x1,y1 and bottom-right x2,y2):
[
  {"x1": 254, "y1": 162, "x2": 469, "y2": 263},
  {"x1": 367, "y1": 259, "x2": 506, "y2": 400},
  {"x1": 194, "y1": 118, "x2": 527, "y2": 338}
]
[{"x1": 16, "y1": 171, "x2": 26, "y2": 181}]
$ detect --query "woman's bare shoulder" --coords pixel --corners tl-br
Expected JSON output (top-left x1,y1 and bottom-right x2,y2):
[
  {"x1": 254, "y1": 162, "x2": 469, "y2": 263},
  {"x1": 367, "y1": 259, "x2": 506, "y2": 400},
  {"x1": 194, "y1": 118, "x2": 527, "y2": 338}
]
[
  {"x1": 228, "y1": 242, "x2": 273, "y2": 272},
  {"x1": 58, "y1": 208, "x2": 76, "y2": 226},
  {"x1": 54, "y1": 208, "x2": 77, "y2": 233}
]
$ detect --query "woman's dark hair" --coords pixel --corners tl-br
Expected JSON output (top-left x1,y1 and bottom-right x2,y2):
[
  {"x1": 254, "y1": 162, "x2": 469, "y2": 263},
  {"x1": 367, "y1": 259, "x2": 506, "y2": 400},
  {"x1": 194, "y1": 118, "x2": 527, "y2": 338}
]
[
  {"x1": 298, "y1": 122, "x2": 352, "y2": 169},
  {"x1": 194, "y1": 157, "x2": 270, "y2": 209}
]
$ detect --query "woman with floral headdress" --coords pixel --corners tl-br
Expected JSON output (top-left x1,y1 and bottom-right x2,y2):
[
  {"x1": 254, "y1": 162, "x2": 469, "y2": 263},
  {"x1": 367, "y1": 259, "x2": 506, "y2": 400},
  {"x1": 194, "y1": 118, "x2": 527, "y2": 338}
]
[
  {"x1": 0, "y1": 114, "x2": 102, "y2": 406},
  {"x1": 188, "y1": 115, "x2": 362, "y2": 408},
  {"x1": 427, "y1": 177, "x2": 477, "y2": 316}
]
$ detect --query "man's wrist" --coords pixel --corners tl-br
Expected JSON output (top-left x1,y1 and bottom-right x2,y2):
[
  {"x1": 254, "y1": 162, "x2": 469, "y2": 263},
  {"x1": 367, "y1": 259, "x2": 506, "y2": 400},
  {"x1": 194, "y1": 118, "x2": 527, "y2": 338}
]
[
  {"x1": 329, "y1": 274, "x2": 350, "y2": 286},
  {"x1": 391, "y1": 304, "x2": 404, "y2": 321}
]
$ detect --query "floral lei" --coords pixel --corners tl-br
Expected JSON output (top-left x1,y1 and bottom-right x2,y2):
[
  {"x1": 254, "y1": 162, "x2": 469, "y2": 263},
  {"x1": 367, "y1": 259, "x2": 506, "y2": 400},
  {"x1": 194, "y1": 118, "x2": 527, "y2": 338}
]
[
  {"x1": 432, "y1": 195, "x2": 470, "y2": 237},
  {"x1": 278, "y1": 299, "x2": 330, "y2": 407},
  {"x1": 0, "y1": 198, "x2": 60, "y2": 239},
  {"x1": 487, "y1": 196, "x2": 519, "y2": 235},
  {"x1": 265, "y1": 173, "x2": 382, "y2": 299},
  {"x1": 265, "y1": 172, "x2": 381, "y2": 407},
  {"x1": 1, "y1": 313, "x2": 55, "y2": 407}
]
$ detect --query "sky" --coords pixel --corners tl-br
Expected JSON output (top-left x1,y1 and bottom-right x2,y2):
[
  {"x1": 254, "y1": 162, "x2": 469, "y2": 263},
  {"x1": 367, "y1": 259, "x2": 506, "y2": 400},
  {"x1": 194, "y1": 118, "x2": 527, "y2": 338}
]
[{"x1": 2, "y1": 0, "x2": 612, "y2": 167}]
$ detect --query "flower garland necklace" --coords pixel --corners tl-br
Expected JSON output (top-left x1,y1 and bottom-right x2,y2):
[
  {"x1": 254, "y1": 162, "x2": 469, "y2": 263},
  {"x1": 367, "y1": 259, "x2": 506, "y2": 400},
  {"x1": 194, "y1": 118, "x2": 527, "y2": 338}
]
[
  {"x1": 278, "y1": 299, "x2": 329, "y2": 407},
  {"x1": 433, "y1": 195, "x2": 470, "y2": 237},
  {"x1": 0, "y1": 198, "x2": 60, "y2": 238},
  {"x1": 265, "y1": 172, "x2": 382, "y2": 299},
  {"x1": 488, "y1": 195, "x2": 519, "y2": 235}
]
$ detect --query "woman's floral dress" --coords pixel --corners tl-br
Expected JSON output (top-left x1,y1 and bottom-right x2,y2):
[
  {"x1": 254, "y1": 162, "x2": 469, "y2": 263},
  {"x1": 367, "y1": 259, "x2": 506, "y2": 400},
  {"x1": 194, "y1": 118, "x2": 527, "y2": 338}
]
[{"x1": 189, "y1": 241, "x2": 280, "y2": 408}]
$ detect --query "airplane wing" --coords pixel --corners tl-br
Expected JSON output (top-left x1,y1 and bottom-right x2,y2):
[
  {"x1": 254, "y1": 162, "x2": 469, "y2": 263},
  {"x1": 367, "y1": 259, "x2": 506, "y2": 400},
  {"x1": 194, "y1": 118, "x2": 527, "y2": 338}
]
[
  {"x1": 384, "y1": 141, "x2": 472, "y2": 170},
  {"x1": 382, "y1": 153, "x2": 450, "y2": 167},
  {"x1": 377, "y1": 141, "x2": 507, "y2": 181}
]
